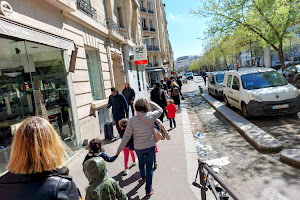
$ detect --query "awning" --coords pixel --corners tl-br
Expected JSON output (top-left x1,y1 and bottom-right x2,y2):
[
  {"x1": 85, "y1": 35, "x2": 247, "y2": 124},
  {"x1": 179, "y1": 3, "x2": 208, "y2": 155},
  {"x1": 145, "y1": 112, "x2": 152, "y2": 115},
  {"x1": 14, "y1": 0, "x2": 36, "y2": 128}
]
[
  {"x1": 145, "y1": 68, "x2": 165, "y2": 73},
  {"x1": 0, "y1": 16, "x2": 75, "y2": 51}
]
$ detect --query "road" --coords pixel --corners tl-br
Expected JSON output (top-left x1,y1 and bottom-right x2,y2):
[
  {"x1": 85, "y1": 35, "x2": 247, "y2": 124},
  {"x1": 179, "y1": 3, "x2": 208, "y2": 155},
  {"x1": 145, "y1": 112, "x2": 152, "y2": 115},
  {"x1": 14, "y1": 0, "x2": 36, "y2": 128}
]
[{"x1": 181, "y1": 76, "x2": 300, "y2": 200}]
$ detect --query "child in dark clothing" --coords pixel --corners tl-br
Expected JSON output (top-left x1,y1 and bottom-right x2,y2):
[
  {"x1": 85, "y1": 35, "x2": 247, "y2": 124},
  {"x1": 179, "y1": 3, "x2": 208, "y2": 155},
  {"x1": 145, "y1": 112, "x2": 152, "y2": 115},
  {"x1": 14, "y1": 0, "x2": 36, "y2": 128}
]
[
  {"x1": 119, "y1": 119, "x2": 136, "y2": 175},
  {"x1": 83, "y1": 138, "x2": 118, "y2": 165}
]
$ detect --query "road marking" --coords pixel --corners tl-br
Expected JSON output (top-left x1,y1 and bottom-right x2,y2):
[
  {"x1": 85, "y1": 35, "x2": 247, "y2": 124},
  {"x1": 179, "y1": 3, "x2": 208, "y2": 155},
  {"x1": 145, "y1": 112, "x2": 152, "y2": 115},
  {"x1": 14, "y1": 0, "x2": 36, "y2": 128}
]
[
  {"x1": 279, "y1": 118, "x2": 299, "y2": 134},
  {"x1": 283, "y1": 117, "x2": 300, "y2": 123}
]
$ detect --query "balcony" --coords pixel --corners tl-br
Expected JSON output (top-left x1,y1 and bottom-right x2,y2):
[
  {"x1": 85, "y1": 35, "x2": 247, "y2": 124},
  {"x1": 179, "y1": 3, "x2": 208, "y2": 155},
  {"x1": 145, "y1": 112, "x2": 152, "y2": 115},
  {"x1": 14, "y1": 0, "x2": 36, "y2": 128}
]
[
  {"x1": 140, "y1": 7, "x2": 147, "y2": 12},
  {"x1": 148, "y1": 10, "x2": 154, "y2": 14},
  {"x1": 143, "y1": 27, "x2": 149, "y2": 31},
  {"x1": 147, "y1": 63, "x2": 153, "y2": 67},
  {"x1": 147, "y1": 46, "x2": 160, "y2": 52},
  {"x1": 150, "y1": 28, "x2": 156, "y2": 32},
  {"x1": 154, "y1": 63, "x2": 159, "y2": 67},
  {"x1": 76, "y1": 0, "x2": 97, "y2": 20},
  {"x1": 106, "y1": 18, "x2": 120, "y2": 33}
]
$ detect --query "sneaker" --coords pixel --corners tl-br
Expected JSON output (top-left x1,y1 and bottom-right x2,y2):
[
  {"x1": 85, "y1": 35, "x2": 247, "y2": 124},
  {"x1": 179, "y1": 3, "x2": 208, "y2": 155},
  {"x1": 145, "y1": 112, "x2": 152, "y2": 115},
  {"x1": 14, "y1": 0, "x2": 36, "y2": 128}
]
[
  {"x1": 124, "y1": 169, "x2": 129, "y2": 175},
  {"x1": 132, "y1": 161, "x2": 137, "y2": 166},
  {"x1": 139, "y1": 178, "x2": 146, "y2": 184},
  {"x1": 146, "y1": 190, "x2": 154, "y2": 198}
]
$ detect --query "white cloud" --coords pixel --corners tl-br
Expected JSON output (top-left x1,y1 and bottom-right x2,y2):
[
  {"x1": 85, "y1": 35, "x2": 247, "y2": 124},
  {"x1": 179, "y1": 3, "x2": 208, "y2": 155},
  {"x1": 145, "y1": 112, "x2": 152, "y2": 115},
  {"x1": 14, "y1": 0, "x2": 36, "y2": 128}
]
[{"x1": 169, "y1": 13, "x2": 175, "y2": 20}]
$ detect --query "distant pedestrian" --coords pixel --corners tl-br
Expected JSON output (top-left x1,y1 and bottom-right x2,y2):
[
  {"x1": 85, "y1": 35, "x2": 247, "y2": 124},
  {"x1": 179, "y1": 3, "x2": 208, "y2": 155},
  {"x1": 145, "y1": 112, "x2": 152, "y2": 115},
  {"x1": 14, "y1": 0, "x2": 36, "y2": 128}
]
[
  {"x1": 122, "y1": 83, "x2": 136, "y2": 116},
  {"x1": 177, "y1": 77, "x2": 183, "y2": 90},
  {"x1": 160, "y1": 79, "x2": 168, "y2": 91},
  {"x1": 202, "y1": 70, "x2": 207, "y2": 86},
  {"x1": 150, "y1": 83, "x2": 167, "y2": 122},
  {"x1": 116, "y1": 99, "x2": 163, "y2": 198},
  {"x1": 82, "y1": 138, "x2": 118, "y2": 165},
  {"x1": 119, "y1": 119, "x2": 136, "y2": 175},
  {"x1": 165, "y1": 99, "x2": 177, "y2": 130},
  {"x1": 84, "y1": 157, "x2": 128, "y2": 200},
  {"x1": 107, "y1": 87, "x2": 129, "y2": 135},
  {"x1": 170, "y1": 81, "x2": 181, "y2": 109},
  {"x1": 166, "y1": 77, "x2": 172, "y2": 89},
  {"x1": 0, "y1": 117, "x2": 79, "y2": 200}
]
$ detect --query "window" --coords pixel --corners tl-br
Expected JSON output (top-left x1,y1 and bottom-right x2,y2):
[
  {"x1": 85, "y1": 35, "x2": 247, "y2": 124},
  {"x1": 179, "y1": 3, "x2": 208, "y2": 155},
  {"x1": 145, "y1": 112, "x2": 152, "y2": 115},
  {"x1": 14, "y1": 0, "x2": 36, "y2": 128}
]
[
  {"x1": 147, "y1": 56, "x2": 150, "y2": 63},
  {"x1": 117, "y1": 7, "x2": 125, "y2": 28},
  {"x1": 241, "y1": 72, "x2": 287, "y2": 90},
  {"x1": 149, "y1": 20, "x2": 153, "y2": 28},
  {"x1": 232, "y1": 76, "x2": 240, "y2": 90},
  {"x1": 85, "y1": 49, "x2": 104, "y2": 100},
  {"x1": 227, "y1": 75, "x2": 232, "y2": 87},
  {"x1": 150, "y1": 38, "x2": 155, "y2": 46},
  {"x1": 147, "y1": 2, "x2": 151, "y2": 10},
  {"x1": 144, "y1": 39, "x2": 148, "y2": 46},
  {"x1": 142, "y1": 18, "x2": 146, "y2": 28},
  {"x1": 140, "y1": 0, "x2": 144, "y2": 8},
  {"x1": 153, "y1": 56, "x2": 157, "y2": 64}
]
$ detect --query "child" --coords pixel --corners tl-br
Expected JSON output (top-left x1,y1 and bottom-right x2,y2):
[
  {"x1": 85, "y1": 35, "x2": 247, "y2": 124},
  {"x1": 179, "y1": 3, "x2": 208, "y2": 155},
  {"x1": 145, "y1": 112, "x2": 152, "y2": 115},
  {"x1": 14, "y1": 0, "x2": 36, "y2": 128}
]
[
  {"x1": 83, "y1": 138, "x2": 118, "y2": 165},
  {"x1": 165, "y1": 99, "x2": 177, "y2": 129},
  {"x1": 119, "y1": 119, "x2": 136, "y2": 175},
  {"x1": 83, "y1": 157, "x2": 128, "y2": 200}
]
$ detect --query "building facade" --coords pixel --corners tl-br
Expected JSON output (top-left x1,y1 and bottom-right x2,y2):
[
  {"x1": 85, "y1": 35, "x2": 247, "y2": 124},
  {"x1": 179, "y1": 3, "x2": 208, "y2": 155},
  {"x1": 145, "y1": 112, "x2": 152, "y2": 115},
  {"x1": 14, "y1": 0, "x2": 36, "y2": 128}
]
[
  {"x1": 0, "y1": 0, "x2": 148, "y2": 173},
  {"x1": 139, "y1": 0, "x2": 173, "y2": 87}
]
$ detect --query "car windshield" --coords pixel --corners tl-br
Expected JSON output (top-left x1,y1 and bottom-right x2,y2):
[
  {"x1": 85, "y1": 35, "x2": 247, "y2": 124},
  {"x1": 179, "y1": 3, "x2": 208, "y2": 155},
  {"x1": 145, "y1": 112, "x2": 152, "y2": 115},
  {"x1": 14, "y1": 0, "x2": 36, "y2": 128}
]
[
  {"x1": 215, "y1": 74, "x2": 225, "y2": 83},
  {"x1": 241, "y1": 71, "x2": 287, "y2": 90},
  {"x1": 186, "y1": 73, "x2": 193, "y2": 76}
]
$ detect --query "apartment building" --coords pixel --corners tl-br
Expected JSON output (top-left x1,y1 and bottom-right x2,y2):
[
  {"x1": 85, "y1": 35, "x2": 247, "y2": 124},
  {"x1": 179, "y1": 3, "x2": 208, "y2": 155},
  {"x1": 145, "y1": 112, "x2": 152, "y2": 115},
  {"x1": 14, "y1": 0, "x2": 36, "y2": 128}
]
[
  {"x1": 0, "y1": 0, "x2": 148, "y2": 173},
  {"x1": 139, "y1": 0, "x2": 174, "y2": 87}
]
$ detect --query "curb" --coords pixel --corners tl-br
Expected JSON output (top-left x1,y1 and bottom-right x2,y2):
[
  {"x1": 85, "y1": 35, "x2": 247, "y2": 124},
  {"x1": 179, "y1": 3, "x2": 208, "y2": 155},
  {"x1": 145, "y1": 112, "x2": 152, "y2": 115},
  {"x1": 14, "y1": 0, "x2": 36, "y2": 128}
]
[
  {"x1": 280, "y1": 149, "x2": 300, "y2": 168},
  {"x1": 200, "y1": 93, "x2": 282, "y2": 154}
]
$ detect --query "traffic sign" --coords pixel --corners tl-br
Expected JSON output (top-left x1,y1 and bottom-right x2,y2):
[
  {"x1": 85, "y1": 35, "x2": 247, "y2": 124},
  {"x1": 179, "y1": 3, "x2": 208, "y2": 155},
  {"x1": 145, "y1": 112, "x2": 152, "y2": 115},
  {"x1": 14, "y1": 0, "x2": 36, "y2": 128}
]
[{"x1": 233, "y1": 63, "x2": 237, "y2": 67}]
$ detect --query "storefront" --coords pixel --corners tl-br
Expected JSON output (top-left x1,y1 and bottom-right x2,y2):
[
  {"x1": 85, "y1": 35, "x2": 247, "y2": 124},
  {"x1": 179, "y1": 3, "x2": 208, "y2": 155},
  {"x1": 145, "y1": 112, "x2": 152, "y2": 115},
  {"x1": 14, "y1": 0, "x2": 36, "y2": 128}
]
[
  {"x1": 0, "y1": 16, "x2": 79, "y2": 173},
  {"x1": 146, "y1": 68, "x2": 165, "y2": 88}
]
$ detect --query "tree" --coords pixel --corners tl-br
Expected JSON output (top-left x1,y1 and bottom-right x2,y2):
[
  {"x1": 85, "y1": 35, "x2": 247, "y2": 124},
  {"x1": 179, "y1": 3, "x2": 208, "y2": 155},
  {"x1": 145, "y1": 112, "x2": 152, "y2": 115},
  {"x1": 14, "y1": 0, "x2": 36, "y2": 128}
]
[{"x1": 193, "y1": 0, "x2": 300, "y2": 70}]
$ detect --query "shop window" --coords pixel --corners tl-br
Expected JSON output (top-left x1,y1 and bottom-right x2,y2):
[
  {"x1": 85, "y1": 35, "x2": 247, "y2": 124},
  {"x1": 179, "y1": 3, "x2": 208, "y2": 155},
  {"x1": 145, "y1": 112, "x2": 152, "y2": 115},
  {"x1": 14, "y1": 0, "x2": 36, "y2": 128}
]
[
  {"x1": 0, "y1": 38, "x2": 77, "y2": 173},
  {"x1": 85, "y1": 49, "x2": 104, "y2": 100}
]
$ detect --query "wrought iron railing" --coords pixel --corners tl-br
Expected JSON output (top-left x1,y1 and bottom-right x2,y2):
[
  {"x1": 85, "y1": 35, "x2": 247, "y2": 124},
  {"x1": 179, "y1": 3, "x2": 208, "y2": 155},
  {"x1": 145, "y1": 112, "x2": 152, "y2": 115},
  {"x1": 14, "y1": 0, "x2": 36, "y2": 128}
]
[
  {"x1": 76, "y1": 0, "x2": 97, "y2": 20},
  {"x1": 150, "y1": 27, "x2": 156, "y2": 32},
  {"x1": 147, "y1": 63, "x2": 153, "y2": 67},
  {"x1": 106, "y1": 18, "x2": 120, "y2": 33},
  {"x1": 148, "y1": 10, "x2": 154, "y2": 14},
  {"x1": 143, "y1": 27, "x2": 149, "y2": 31},
  {"x1": 154, "y1": 63, "x2": 159, "y2": 67},
  {"x1": 147, "y1": 45, "x2": 160, "y2": 52},
  {"x1": 193, "y1": 159, "x2": 241, "y2": 200},
  {"x1": 140, "y1": 7, "x2": 147, "y2": 12}
]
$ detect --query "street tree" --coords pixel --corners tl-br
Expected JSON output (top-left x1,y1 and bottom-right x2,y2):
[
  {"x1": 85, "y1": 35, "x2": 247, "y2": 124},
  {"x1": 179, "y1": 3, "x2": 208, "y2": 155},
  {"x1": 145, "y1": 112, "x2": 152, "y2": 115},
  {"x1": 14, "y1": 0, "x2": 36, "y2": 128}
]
[{"x1": 193, "y1": 0, "x2": 300, "y2": 70}]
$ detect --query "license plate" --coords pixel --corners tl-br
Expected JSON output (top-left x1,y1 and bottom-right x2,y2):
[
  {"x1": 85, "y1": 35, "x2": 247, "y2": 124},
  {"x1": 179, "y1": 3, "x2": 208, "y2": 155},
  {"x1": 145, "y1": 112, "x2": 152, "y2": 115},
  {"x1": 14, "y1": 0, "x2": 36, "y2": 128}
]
[{"x1": 272, "y1": 104, "x2": 289, "y2": 109}]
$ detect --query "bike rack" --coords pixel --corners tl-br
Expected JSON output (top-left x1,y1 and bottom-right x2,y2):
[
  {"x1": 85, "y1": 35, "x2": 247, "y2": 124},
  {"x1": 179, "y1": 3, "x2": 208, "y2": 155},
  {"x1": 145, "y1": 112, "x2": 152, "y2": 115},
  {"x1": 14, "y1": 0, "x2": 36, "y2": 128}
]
[{"x1": 193, "y1": 159, "x2": 242, "y2": 200}]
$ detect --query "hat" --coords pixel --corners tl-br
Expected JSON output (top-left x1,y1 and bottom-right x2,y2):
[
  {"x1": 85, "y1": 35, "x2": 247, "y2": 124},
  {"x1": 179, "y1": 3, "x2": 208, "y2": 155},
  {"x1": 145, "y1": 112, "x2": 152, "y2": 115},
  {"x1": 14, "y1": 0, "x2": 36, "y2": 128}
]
[{"x1": 111, "y1": 87, "x2": 117, "y2": 92}]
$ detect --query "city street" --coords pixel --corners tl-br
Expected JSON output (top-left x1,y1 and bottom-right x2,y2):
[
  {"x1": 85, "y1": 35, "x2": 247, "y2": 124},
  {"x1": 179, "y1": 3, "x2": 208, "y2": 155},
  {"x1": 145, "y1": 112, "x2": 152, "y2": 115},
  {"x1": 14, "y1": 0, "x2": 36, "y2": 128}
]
[{"x1": 182, "y1": 76, "x2": 300, "y2": 200}]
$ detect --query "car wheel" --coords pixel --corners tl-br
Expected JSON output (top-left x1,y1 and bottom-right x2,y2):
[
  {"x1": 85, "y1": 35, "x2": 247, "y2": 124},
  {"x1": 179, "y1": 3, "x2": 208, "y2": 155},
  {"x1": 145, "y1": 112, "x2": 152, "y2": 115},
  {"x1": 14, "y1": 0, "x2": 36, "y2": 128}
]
[
  {"x1": 296, "y1": 79, "x2": 300, "y2": 88},
  {"x1": 224, "y1": 96, "x2": 230, "y2": 107},
  {"x1": 241, "y1": 102, "x2": 250, "y2": 119}
]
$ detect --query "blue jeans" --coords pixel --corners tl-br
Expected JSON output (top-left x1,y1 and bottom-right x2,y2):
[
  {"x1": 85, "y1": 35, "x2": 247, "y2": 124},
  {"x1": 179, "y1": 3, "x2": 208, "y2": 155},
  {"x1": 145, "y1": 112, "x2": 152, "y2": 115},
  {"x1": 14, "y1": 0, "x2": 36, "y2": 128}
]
[
  {"x1": 169, "y1": 118, "x2": 176, "y2": 128},
  {"x1": 136, "y1": 146, "x2": 155, "y2": 193}
]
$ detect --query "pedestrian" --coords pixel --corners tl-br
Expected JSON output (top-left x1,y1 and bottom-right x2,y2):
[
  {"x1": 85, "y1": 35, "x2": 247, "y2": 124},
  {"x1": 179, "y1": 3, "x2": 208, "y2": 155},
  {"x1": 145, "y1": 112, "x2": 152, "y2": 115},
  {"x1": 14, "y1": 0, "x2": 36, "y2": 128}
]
[
  {"x1": 202, "y1": 70, "x2": 207, "y2": 86},
  {"x1": 165, "y1": 99, "x2": 177, "y2": 130},
  {"x1": 160, "y1": 79, "x2": 168, "y2": 91},
  {"x1": 150, "y1": 83, "x2": 167, "y2": 122},
  {"x1": 177, "y1": 77, "x2": 183, "y2": 90},
  {"x1": 82, "y1": 138, "x2": 118, "y2": 165},
  {"x1": 166, "y1": 77, "x2": 172, "y2": 89},
  {"x1": 119, "y1": 119, "x2": 136, "y2": 175},
  {"x1": 83, "y1": 157, "x2": 128, "y2": 200},
  {"x1": 122, "y1": 83, "x2": 135, "y2": 116},
  {"x1": 0, "y1": 117, "x2": 79, "y2": 200},
  {"x1": 170, "y1": 81, "x2": 181, "y2": 110},
  {"x1": 107, "y1": 87, "x2": 129, "y2": 135},
  {"x1": 116, "y1": 99, "x2": 163, "y2": 198}
]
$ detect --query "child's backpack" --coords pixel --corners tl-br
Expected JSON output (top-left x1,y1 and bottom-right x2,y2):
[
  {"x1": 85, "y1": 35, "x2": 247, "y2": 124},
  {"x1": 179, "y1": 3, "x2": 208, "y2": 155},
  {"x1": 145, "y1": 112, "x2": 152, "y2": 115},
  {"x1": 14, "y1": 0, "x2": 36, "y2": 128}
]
[{"x1": 173, "y1": 87, "x2": 179, "y2": 96}]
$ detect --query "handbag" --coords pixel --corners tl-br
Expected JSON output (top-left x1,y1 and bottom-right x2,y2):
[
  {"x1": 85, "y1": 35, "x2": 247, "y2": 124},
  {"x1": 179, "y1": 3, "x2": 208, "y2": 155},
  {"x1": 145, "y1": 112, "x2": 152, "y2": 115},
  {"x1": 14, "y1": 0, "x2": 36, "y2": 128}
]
[{"x1": 137, "y1": 114, "x2": 163, "y2": 143}]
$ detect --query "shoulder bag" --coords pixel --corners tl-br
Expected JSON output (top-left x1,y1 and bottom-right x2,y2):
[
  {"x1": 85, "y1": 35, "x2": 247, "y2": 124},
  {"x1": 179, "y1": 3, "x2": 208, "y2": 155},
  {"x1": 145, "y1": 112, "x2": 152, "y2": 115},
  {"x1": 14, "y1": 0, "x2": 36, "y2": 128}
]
[{"x1": 137, "y1": 114, "x2": 163, "y2": 143}]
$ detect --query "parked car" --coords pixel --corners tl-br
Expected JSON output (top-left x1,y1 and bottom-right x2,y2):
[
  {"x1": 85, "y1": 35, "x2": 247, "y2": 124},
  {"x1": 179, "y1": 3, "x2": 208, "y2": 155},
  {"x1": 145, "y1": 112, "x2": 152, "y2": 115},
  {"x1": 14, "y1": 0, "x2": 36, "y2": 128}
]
[
  {"x1": 208, "y1": 71, "x2": 226, "y2": 98},
  {"x1": 186, "y1": 72, "x2": 194, "y2": 80},
  {"x1": 282, "y1": 65, "x2": 300, "y2": 88},
  {"x1": 181, "y1": 75, "x2": 187, "y2": 83},
  {"x1": 223, "y1": 67, "x2": 300, "y2": 118},
  {"x1": 193, "y1": 73, "x2": 199, "y2": 76}
]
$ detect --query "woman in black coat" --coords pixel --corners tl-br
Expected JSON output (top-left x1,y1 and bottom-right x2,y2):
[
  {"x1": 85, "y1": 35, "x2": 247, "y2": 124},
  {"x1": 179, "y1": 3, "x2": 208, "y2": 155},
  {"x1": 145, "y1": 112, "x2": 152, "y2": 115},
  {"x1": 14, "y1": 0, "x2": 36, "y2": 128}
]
[
  {"x1": 170, "y1": 81, "x2": 181, "y2": 109},
  {"x1": 0, "y1": 117, "x2": 79, "y2": 200},
  {"x1": 150, "y1": 83, "x2": 167, "y2": 122}
]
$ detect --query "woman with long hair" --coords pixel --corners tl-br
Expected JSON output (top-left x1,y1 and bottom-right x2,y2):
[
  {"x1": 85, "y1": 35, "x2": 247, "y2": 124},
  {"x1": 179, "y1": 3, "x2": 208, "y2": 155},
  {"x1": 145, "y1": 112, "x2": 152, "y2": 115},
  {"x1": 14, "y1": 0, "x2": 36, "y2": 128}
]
[
  {"x1": 0, "y1": 117, "x2": 79, "y2": 200},
  {"x1": 170, "y1": 81, "x2": 181, "y2": 109}
]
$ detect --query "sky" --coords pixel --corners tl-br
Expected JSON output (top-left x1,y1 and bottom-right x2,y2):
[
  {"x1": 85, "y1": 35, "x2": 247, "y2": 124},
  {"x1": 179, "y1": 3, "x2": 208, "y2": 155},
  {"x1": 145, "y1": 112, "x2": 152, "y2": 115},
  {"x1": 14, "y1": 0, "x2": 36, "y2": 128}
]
[{"x1": 163, "y1": 0, "x2": 208, "y2": 60}]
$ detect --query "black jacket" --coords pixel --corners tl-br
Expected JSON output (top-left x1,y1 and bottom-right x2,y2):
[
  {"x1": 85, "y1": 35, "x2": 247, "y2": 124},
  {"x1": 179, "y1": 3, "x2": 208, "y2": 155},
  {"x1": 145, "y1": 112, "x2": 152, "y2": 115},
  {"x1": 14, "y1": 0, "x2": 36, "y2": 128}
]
[
  {"x1": 122, "y1": 87, "x2": 135, "y2": 105},
  {"x1": 107, "y1": 90, "x2": 129, "y2": 122},
  {"x1": 150, "y1": 88, "x2": 167, "y2": 109},
  {"x1": 0, "y1": 171, "x2": 79, "y2": 200},
  {"x1": 82, "y1": 152, "x2": 118, "y2": 165}
]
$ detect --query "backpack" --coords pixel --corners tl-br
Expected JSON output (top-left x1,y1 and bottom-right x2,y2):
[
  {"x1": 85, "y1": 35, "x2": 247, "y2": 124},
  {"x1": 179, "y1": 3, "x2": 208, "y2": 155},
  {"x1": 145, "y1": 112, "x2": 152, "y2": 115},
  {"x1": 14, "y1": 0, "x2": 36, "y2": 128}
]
[{"x1": 173, "y1": 87, "x2": 179, "y2": 96}]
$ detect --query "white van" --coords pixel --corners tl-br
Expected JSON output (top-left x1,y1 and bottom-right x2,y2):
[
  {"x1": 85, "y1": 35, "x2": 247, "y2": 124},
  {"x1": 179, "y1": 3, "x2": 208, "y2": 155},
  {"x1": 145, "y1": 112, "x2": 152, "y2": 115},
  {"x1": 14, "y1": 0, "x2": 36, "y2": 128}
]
[
  {"x1": 208, "y1": 71, "x2": 226, "y2": 98},
  {"x1": 223, "y1": 67, "x2": 300, "y2": 118}
]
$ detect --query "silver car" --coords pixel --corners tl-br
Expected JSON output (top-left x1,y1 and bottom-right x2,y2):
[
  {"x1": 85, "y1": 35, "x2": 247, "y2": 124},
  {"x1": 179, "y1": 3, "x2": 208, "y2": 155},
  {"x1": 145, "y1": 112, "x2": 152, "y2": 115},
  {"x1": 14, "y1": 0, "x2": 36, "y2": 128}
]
[{"x1": 208, "y1": 71, "x2": 226, "y2": 98}]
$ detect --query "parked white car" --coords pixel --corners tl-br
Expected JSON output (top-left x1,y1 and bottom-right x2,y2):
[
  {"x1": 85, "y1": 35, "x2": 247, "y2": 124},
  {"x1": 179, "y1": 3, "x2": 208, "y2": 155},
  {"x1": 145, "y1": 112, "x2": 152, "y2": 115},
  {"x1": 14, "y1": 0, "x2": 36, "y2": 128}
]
[
  {"x1": 208, "y1": 71, "x2": 226, "y2": 98},
  {"x1": 223, "y1": 67, "x2": 300, "y2": 118}
]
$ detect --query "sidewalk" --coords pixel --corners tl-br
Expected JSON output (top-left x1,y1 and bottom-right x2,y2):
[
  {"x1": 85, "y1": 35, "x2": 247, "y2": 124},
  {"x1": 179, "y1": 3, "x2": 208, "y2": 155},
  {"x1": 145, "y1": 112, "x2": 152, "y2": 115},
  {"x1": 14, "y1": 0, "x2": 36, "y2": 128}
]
[{"x1": 66, "y1": 102, "x2": 200, "y2": 200}]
